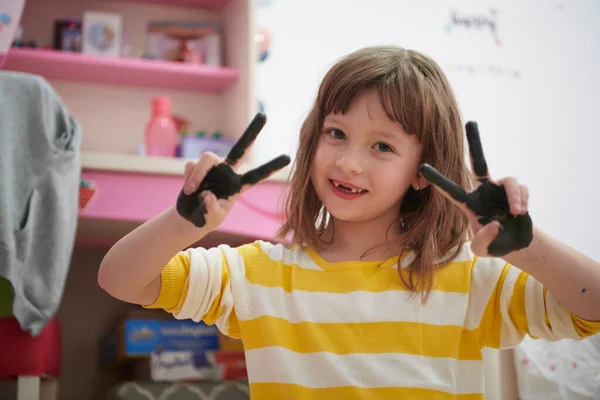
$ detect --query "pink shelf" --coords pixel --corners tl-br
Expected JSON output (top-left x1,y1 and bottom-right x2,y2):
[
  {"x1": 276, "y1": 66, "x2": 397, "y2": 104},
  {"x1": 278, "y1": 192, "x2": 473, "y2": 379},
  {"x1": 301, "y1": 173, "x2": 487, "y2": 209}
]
[
  {"x1": 3, "y1": 48, "x2": 239, "y2": 93},
  {"x1": 115, "y1": 0, "x2": 232, "y2": 8},
  {"x1": 78, "y1": 170, "x2": 289, "y2": 246}
]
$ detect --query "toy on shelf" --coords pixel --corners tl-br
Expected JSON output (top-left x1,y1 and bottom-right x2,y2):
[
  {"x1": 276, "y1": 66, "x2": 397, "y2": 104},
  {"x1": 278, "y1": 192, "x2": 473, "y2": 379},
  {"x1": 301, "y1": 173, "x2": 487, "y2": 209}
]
[
  {"x1": 179, "y1": 130, "x2": 234, "y2": 159},
  {"x1": 53, "y1": 17, "x2": 82, "y2": 52},
  {"x1": 79, "y1": 179, "x2": 97, "y2": 211},
  {"x1": 143, "y1": 20, "x2": 222, "y2": 66}
]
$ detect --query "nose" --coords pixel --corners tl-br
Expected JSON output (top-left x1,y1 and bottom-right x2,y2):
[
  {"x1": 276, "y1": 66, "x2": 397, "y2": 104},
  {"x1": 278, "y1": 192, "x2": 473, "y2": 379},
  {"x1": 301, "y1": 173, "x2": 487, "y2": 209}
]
[{"x1": 335, "y1": 148, "x2": 364, "y2": 175}]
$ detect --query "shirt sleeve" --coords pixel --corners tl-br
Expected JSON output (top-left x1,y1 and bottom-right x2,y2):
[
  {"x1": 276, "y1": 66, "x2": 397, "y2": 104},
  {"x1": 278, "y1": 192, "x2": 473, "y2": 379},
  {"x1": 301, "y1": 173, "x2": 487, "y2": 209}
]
[
  {"x1": 143, "y1": 242, "x2": 262, "y2": 339},
  {"x1": 464, "y1": 256, "x2": 600, "y2": 350}
]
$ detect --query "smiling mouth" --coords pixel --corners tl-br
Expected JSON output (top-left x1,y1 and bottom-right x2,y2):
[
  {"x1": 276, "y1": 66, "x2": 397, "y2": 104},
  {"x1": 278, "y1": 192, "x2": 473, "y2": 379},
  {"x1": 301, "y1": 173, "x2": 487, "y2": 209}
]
[{"x1": 330, "y1": 179, "x2": 368, "y2": 194}]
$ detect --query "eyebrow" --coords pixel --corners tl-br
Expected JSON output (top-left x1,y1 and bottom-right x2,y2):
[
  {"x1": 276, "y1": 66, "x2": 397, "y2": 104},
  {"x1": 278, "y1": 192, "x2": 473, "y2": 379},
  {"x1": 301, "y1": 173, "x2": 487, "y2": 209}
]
[
  {"x1": 324, "y1": 116, "x2": 346, "y2": 126},
  {"x1": 324, "y1": 116, "x2": 406, "y2": 142},
  {"x1": 372, "y1": 130, "x2": 406, "y2": 142}
]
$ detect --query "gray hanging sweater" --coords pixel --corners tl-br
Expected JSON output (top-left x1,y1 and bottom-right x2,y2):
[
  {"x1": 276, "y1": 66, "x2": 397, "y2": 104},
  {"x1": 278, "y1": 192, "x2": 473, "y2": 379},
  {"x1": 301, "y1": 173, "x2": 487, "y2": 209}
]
[{"x1": 0, "y1": 70, "x2": 81, "y2": 336}]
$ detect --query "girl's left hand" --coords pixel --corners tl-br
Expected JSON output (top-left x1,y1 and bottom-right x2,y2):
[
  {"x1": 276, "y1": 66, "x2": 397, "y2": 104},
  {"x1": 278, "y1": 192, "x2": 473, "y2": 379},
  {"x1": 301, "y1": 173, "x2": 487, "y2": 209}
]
[{"x1": 418, "y1": 121, "x2": 534, "y2": 258}]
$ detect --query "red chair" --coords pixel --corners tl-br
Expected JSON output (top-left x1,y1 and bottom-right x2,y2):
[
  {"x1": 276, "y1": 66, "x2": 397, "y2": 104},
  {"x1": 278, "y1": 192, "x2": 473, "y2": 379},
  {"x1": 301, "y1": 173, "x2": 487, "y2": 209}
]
[{"x1": 0, "y1": 317, "x2": 61, "y2": 400}]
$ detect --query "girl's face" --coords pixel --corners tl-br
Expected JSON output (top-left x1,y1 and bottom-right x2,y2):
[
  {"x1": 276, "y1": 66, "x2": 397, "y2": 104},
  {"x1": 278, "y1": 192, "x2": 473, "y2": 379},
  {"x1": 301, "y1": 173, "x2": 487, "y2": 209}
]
[{"x1": 311, "y1": 90, "x2": 425, "y2": 225}]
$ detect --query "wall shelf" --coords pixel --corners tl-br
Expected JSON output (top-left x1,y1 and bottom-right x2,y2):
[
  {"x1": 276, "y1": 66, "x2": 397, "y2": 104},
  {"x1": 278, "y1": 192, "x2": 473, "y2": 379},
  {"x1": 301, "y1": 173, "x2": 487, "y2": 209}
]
[
  {"x1": 81, "y1": 151, "x2": 291, "y2": 181},
  {"x1": 3, "y1": 48, "x2": 239, "y2": 93},
  {"x1": 78, "y1": 168, "x2": 289, "y2": 246},
  {"x1": 109, "y1": 0, "x2": 233, "y2": 9},
  {"x1": 82, "y1": 151, "x2": 192, "y2": 176}
]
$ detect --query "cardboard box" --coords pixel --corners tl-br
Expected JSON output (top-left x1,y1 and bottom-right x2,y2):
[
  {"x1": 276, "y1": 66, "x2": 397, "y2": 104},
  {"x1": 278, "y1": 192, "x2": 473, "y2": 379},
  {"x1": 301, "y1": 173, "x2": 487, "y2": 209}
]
[
  {"x1": 98, "y1": 319, "x2": 219, "y2": 369},
  {"x1": 143, "y1": 350, "x2": 247, "y2": 382}
]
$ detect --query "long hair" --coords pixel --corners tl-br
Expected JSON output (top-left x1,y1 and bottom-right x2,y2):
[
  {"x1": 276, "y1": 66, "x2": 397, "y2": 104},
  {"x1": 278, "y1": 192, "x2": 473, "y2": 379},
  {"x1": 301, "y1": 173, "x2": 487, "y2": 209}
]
[{"x1": 278, "y1": 45, "x2": 473, "y2": 300}]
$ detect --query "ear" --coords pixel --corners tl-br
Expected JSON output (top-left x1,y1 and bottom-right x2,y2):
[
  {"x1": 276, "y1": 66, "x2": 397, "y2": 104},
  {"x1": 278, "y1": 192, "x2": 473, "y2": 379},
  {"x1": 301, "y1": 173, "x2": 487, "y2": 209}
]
[{"x1": 412, "y1": 174, "x2": 430, "y2": 191}]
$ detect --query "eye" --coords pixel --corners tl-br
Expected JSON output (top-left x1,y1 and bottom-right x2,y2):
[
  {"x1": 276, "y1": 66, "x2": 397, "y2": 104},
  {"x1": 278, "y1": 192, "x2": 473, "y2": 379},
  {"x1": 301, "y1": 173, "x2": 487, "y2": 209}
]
[
  {"x1": 327, "y1": 128, "x2": 346, "y2": 140},
  {"x1": 374, "y1": 142, "x2": 393, "y2": 153}
]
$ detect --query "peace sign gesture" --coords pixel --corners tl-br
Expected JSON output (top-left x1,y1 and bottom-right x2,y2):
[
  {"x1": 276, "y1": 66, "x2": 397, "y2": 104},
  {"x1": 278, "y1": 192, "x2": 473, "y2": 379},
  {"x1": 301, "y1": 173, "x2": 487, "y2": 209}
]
[
  {"x1": 419, "y1": 121, "x2": 533, "y2": 257},
  {"x1": 176, "y1": 113, "x2": 291, "y2": 229}
]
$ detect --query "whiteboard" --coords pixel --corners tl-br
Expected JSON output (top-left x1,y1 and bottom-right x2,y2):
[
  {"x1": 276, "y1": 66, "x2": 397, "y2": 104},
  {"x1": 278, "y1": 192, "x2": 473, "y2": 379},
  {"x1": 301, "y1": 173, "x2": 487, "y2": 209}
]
[{"x1": 252, "y1": 0, "x2": 600, "y2": 260}]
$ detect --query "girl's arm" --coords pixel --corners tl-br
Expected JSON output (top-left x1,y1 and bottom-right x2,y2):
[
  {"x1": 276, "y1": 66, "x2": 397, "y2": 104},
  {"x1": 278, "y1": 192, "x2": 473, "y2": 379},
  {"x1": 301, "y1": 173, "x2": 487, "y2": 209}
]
[
  {"x1": 420, "y1": 122, "x2": 600, "y2": 322},
  {"x1": 97, "y1": 205, "x2": 211, "y2": 306},
  {"x1": 98, "y1": 151, "x2": 231, "y2": 305},
  {"x1": 503, "y1": 226, "x2": 600, "y2": 321},
  {"x1": 98, "y1": 114, "x2": 290, "y2": 307}
]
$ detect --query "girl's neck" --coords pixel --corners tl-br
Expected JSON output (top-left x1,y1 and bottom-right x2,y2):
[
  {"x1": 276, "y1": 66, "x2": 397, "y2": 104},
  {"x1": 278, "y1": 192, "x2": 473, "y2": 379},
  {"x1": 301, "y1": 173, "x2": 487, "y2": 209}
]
[{"x1": 318, "y1": 214, "x2": 404, "y2": 262}]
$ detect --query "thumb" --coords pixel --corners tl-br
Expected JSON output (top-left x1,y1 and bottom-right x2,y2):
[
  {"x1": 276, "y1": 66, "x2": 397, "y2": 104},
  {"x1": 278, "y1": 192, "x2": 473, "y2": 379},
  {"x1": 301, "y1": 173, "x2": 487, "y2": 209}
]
[
  {"x1": 203, "y1": 191, "x2": 227, "y2": 220},
  {"x1": 471, "y1": 221, "x2": 501, "y2": 256}
]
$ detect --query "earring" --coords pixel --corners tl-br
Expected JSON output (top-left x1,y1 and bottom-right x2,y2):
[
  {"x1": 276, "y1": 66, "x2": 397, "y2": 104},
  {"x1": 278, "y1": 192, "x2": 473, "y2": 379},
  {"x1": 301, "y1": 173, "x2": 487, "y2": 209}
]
[{"x1": 415, "y1": 183, "x2": 420, "y2": 191}]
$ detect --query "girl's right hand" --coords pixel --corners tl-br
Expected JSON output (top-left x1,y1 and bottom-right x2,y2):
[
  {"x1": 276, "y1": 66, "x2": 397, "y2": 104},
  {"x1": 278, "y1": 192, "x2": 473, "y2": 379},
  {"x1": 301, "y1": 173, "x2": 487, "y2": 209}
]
[
  {"x1": 181, "y1": 151, "x2": 234, "y2": 231},
  {"x1": 176, "y1": 113, "x2": 290, "y2": 231}
]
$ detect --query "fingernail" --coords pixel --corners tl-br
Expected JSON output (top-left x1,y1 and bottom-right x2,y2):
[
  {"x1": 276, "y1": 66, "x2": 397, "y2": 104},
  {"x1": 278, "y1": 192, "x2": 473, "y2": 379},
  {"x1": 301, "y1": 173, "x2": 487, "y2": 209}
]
[{"x1": 185, "y1": 184, "x2": 195, "y2": 194}]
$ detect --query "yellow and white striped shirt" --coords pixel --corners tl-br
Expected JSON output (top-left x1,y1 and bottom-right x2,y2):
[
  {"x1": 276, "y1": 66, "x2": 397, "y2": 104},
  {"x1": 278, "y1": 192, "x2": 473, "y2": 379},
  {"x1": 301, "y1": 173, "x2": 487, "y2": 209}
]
[{"x1": 146, "y1": 240, "x2": 600, "y2": 399}]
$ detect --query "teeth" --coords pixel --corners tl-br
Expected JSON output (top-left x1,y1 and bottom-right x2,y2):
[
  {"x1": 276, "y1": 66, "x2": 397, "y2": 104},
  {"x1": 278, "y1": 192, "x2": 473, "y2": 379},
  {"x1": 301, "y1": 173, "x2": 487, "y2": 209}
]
[{"x1": 333, "y1": 180, "x2": 365, "y2": 193}]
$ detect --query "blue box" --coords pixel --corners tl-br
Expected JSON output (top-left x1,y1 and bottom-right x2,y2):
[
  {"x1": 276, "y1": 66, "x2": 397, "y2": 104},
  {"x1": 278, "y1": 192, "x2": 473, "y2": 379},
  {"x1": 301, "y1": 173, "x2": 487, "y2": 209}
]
[{"x1": 98, "y1": 319, "x2": 219, "y2": 369}]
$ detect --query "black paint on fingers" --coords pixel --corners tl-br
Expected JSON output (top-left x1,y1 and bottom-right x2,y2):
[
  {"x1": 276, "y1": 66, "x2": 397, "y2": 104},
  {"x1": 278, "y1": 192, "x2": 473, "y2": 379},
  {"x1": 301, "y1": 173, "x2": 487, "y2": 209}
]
[
  {"x1": 225, "y1": 113, "x2": 267, "y2": 166},
  {"x1": 419, "y1": 163, "x2": 468, "y2": 203},
  {"x1": 465, "y1": 121, "x2": 490, "y2": 182},
  {"x1": 241, "y1": 155, "x2": 291, "y2": 185}
]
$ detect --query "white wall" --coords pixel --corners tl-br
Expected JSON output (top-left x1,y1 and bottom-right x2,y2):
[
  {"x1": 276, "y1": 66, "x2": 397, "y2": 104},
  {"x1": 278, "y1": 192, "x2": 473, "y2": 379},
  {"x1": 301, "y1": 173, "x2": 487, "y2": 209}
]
[
  {"x1": 252, "y1": 0, "x2": 600, "y2": 262},
  {"x1": 251, "y1": 3, "x2": 600, "y2": 397}
]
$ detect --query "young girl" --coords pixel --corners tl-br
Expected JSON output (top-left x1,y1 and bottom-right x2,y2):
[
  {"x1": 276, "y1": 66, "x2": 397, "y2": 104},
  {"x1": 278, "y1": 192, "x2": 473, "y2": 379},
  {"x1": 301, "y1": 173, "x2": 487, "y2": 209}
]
[{"x1": 99, "y1": 45, "x2": 600, "y2": 399}]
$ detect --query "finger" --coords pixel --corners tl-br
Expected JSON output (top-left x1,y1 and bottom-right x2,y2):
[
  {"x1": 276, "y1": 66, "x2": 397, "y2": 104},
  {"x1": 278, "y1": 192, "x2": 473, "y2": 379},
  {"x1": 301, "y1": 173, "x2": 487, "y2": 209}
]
[
  {"x1": 240, "y1": 155, "x2": 291, "y2": 187},
  {"x1": 419, "y1": 163, "x2": 468, "y2": 203},
  {"x1": 204, "y1": 191, "x2": 229, "y2": 223},
  {"x1": 521, "y1": 184, "x2": 529, "y2": 214},
  {"x1": 471, "y1": 221, "x2": 501, "y2": 256},
  {"x1": 465, "y1": 121, "x2": 490, "y2": 183},
  {"x1": 183, "y1": 161, "x2": 195, "y2": 183},
  {"x1": 203, "y1": 191, "x2": 220, "y2": 214},
  {"x1": 225, "y1": 113, "x2": 267, "y2": 167},
  {"x1": 184, "y1": 152, "x2": 221, "y2": 194},
  {"x1": 498, "y1": 177, "x2": 522, "y2": 215}
]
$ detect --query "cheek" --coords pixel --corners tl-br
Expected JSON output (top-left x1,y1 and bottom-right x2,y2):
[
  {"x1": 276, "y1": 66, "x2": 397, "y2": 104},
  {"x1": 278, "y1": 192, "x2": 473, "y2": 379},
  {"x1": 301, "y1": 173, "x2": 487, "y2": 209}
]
[
  {"x1": 371, "y1": 160, "x2": 414, "y2": 199},
  {"x1": 310, "y1": 142, "x2": 326, "y2": 180}
]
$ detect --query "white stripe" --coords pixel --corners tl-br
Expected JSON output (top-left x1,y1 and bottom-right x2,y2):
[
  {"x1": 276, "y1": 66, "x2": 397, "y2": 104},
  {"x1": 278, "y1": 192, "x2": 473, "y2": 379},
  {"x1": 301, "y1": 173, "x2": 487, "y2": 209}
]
[
  {"x1": 464, "y1": 256, "x2": 506, "y2": 330},
  {"x1": 401, "y1": 245, "x2": 473, "y2": 268},
  {"x1": 219, "y1": 245, "x2": 251, "y2": 323},
  {"x1": 245, "y1": 283, "x2": 469, "y2": 326},
  {"x1": 499, "y1": 266, "x2": 525, "y2": 348},
  {"x1": 435, "y1": 243, "x2": 474, "y2": 264},
  {"x1": 545, "y1": 290, "x2": 581, "y2": 340},
  {"x1": 259, "y1": 241, "x2": 323, "y2": 270},
  {"x1": 174, "y1": 247, "x2": 222, "y2": 322},
  {"x1": 524, "y1": 275, "x2": 556, "y2": 340},
  {"x1": 245, "y1": 347, "x2": 484, "y2": 394}
]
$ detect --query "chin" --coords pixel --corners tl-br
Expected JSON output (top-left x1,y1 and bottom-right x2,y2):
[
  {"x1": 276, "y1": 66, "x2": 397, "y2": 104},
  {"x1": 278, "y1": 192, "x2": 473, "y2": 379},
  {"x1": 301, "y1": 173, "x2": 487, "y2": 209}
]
[{"x1": 326, "y1": 206, "x2": 370, "y2": 223}]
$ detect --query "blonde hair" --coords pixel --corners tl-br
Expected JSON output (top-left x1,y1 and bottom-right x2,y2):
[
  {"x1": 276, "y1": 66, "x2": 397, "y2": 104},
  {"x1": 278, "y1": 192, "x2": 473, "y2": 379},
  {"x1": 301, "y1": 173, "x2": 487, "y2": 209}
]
[{"x1": 278, "y1": 45, "x2": 473, "y2": 300}]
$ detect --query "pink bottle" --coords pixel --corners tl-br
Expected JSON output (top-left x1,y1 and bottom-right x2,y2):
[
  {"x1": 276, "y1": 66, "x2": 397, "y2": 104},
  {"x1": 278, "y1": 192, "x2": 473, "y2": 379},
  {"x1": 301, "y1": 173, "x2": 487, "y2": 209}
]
[{"x1": 144, "y1": 96, "x2": 179, "y2": 157}]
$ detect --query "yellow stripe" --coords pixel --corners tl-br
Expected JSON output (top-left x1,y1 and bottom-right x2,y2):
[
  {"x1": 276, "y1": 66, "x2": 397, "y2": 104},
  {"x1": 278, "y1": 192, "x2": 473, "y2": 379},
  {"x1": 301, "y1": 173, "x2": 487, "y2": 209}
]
[
  {"x1": 509, "y1": 270, "x2": 530, "y2": 337},
  {"x1": 249, "y1": 382, "x2": 484, "y2": 400},
  {"x1": 477, "y1": 260, "x2": 505, "y2": 348},
  {"x1": 144, "y1": 252, "x2": 190, "y2": 311},
  {"x1": 248, "y1": 252, "x2": 473, "y2": 294},
  {"x1": 241, "y1": 316, "x2": 482, "y2": 360},
  {"x1": 571, "y1": 312, "x2": 600, "y2": 337}
]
